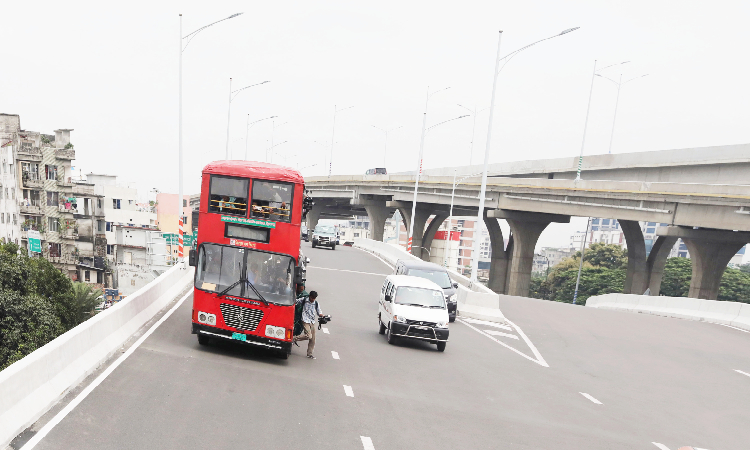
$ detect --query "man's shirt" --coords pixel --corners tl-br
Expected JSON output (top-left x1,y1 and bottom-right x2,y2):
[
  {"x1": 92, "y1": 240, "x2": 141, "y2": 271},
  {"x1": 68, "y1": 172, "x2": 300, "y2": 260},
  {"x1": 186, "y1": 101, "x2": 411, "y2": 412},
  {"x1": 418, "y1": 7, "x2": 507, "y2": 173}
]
[{"x1": 296, "y1": 297, "x2": 322, "y2": 324}]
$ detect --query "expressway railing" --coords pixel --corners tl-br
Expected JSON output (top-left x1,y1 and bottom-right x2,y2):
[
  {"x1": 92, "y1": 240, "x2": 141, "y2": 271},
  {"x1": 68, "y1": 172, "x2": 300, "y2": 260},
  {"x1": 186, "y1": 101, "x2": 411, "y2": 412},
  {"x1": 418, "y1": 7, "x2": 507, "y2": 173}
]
[
  {"x1": 586, "y1": 293, "x2": 750, "y2": 331},
  {"x1": 0, "y1": 263, "x2": 195, "y2": 449}
]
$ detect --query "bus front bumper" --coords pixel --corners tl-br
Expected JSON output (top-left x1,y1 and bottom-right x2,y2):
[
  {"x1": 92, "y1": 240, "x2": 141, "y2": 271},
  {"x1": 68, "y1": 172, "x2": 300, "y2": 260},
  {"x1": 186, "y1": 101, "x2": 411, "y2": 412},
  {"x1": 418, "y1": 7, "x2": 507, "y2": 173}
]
[{"x1": 192, "y1": 323, "x2": 292, "y2": 354}]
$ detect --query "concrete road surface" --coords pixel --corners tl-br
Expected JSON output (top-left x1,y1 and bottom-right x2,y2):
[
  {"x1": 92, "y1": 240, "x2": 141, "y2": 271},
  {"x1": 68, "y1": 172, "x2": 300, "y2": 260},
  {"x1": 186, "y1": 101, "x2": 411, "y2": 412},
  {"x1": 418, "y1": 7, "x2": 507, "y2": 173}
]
[{"x1": 13, "y1": 242, "x2": 750, "y2": 450}]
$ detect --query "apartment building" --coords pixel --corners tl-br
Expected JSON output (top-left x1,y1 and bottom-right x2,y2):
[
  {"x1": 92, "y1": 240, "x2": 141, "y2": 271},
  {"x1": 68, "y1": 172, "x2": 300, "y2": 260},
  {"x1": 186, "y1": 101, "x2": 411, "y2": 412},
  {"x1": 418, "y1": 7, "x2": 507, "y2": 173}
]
[
  {"x1": 0, "y1": 114, "x2": 21, "y2": 244},
  {"x1": 156, "y1": 193, "x2": 193, "y2": 262}
]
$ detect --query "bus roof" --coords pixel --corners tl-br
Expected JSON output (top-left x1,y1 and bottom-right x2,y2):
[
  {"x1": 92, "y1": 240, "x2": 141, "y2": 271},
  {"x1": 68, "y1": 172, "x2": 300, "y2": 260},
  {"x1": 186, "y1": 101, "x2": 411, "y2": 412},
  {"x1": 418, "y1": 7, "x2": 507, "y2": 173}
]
[{"x1": 202, "y1": 160, "x2": 304, "y2": 184}]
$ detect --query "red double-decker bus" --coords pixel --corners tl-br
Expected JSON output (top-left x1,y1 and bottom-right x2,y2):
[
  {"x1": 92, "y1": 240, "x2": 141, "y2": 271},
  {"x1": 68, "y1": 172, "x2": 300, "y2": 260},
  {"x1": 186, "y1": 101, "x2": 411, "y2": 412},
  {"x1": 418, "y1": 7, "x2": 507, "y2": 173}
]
[{"x1": 189, "y1": 160, "x2": 307, "y2": 359}]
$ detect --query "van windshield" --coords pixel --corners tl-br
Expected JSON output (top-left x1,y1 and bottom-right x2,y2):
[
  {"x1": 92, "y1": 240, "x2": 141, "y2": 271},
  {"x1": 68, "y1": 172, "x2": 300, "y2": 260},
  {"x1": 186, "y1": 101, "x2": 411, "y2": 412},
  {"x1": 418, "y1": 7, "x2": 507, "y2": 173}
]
[
  {"x1": 395, "y1": 287, "x2": 446, "y2": 308},
  {"x1": 408, "y1": 269, "x2": 452, "y2": 289}
]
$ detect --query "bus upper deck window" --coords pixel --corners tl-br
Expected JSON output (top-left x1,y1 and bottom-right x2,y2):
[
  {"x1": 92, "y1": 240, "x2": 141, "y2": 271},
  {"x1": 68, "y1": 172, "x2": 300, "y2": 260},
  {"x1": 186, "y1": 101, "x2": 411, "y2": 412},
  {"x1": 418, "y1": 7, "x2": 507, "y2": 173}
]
[
  {"x1": 209, "y1": 176, "x2": 249, "y2": 216},
  {"x1": 251, "y1": 180, "x2": 293, "y2": 223}
]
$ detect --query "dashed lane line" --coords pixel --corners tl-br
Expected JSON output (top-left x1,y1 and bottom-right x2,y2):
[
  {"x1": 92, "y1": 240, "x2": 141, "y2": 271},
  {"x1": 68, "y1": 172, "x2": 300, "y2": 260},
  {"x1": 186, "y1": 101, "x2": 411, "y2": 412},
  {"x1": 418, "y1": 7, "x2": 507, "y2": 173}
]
[
  {"x1": 344, "y1": 385, "x2": 354, "y2": 397},
  {"x1": 579, "y1": 392, "x2": 603, "y2": 405},
  {"x1": 360, "y1": 436, "x2": 375, "y2": 450},
  {"x1": 19, "y1": 290, "x2": 193, "y2": 450},
  {"x1": 332, "y1": 351, "x2": 340, "y2": 360},
  {"x1": 322, "y1": 327, "x2": 330, "y2": 334},
  {"x1": 652, "y1": 443, "x2": 670, "y2": 450},
  {"x1": 483, "y1": 329, "x2": 519, "y2": 340},
  {"x1": 736, "y1": 369, "x2": 750, "y2": 378},
  {"x1": 307, "y1": 266, "x2": 388, "y2": 277}
]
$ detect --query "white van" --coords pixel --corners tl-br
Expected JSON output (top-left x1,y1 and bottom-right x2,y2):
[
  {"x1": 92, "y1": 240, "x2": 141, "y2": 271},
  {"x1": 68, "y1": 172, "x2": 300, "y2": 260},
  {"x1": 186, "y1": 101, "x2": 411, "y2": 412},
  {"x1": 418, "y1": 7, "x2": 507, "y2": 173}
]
[{"x1": 378, "y1": 275, "x2": 450, "y2": 351}]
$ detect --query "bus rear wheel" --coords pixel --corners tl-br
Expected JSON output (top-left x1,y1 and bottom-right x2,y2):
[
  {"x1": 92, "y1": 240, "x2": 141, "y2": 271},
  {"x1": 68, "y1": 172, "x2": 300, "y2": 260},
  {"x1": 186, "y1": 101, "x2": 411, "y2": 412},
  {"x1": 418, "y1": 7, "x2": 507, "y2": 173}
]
[
  {"x1": 197, "y1": 334, "x2": 209, "y2": 346},
  {"x1": 277, "y1": 351, "x2": 289, "y2": 360}
]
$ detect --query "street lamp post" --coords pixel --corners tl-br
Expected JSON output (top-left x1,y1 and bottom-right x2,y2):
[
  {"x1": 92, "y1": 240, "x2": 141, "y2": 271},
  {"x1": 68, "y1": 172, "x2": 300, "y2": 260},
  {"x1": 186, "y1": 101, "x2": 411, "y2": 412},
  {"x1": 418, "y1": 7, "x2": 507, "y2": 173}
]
[
  {"x1": 444, "y1": 169, "x2": 482, "y2": 268},
  {"x1": 328, "y1": 105, "x2": 354, "y2": 177},
  {"x1": 371, "y1": 125, "x2": 403, "y2": 168},
  {"x1": 225, "y1": 79, "x2": 270, "y2": 160},
  {"x1": 406, "y1": 111, "x2": 468, "y2": 255},
  {"x1": 572, "y1": 217, "x2": 592, "y2": 304},
  {"x1": 457, "y1": 104, "x2": 489, "y2": 166},
  {"x1": 596, "y1": 73, "x2": 648, "y2": 154},
  {"x1": 470, "y1": 27, "x2": 580, "y2": 283},
  {"x1": 269, "y1": 120, "x2": 288, "y2": 163},
  {"x1": 574, "y1": 60, "x2": 629, "y2": 180},
  {"x1": 244, "y1": 115, "x2": 277, "y2": 160},
  {"x1": 179, "y1": 12, "x2": 243, "y2": 263},
  {"x1": 266, "y1": 140, "x2": 288, "y2": 162}
]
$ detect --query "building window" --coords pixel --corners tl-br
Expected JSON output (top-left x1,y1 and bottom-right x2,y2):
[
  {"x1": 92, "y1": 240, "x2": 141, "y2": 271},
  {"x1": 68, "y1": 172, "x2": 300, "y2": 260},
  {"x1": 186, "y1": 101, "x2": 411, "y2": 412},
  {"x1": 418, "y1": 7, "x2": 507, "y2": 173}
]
[
  {"x1": 49, "y1": 243, "x2": 61, "y2": 257},
  {"x1": 85, "y1": 270, "x2": 90, "y2": 282},
  {"x1": 97, "y1": 271, "x2": 102, "y2": 284},
  {"x1": 10, "y1": 188, "x2": 14, "y2": 200},
  {"x1": 97, "y1": 199, "x2": 102, "y2": 208},
  {"x1": 106, "y1": 222, "x2": 112, "y2": 231},
  {"x1": 12, "y1": 214, "x2": 16, "y2": 225},
  {"x1": 106, "y1": 244, "x2": 113, "y2": 255},
  {"x1": 646, "y1": 227, "x2": 655, "y2": 234},
  {"x1": 97, "y1": 220, "x2": 104, "y2": 232},
  {"x1": 45, "y1": 165, "x2": 58, "y2": 180},
  {"x1": 183, "y1": 199, "x2": 187, "y2": 207},
  {"x1": 1, "y1": 214, "x2": 4, "y2": 224},
  {"x1": 47, "y1": 191, "x2": 59, "y2": 206},
  {"x1": 602, "y1": 219, "x2": 610, "y2": 225},
  {"x1": 113, "y1": 199, "x2": 121, "y2": 209},
  {"x1": 48, "y1": 217, "x2": 59, "y2": 232}
]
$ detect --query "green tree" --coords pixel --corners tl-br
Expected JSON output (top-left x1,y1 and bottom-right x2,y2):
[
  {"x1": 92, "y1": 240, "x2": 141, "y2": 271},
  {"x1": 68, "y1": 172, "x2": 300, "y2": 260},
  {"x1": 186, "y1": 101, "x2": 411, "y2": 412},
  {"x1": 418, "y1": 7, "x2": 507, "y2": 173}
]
[
  {"x1": 739, "y1": 264, "x2": 750, "y2": 275},
  {"x1": 71, "y1": 282, "x2": 103, "y2": 323},
  {"x1": 718, "y1": 268, "x2": 750, "y2": 304},
  {"x1": 0, "y1": 290, "x2": 64, "y2": 370},
  {"x1": 579, "y1": 243, "x2": 628, "y2": 269},
  {"x1": 659, "y1": 257, "x2": 692, "y2": 297}
]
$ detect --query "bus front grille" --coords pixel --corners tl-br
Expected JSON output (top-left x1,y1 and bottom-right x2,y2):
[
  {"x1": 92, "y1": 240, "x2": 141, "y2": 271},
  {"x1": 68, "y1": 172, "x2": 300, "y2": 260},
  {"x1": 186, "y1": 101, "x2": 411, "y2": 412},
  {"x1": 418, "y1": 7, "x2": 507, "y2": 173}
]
[{"x1": 219, "y1": 303, "x2": 264, "y2": 332}]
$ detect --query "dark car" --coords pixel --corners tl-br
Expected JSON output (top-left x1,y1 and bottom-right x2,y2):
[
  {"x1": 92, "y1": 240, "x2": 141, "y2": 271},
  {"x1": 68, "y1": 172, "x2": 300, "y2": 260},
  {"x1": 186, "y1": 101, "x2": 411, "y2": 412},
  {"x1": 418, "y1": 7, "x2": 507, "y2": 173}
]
[
  {"x1": 301, "y1": 225, "x2": 308, "y2": 241},
  {"x1": 365, "y1": 168, "x2": 387, "y2": 175},
  {"x1": 394, "y1": 259, "x2": 459, "y2": 322}
]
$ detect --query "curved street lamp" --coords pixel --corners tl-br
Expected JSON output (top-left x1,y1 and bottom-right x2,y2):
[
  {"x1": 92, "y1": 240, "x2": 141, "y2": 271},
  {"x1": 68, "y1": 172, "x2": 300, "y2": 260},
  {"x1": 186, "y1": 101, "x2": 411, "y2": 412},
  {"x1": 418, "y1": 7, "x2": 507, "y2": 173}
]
[
  {"x1": 225, "y1": 79, "x2": 270, "y2": 159},
  {"x1": 244, "y1": 115, "x2": 277, "y2": 160},
  {"x1": 596, "y1": 73, "x2": 649, "y2": 154}
]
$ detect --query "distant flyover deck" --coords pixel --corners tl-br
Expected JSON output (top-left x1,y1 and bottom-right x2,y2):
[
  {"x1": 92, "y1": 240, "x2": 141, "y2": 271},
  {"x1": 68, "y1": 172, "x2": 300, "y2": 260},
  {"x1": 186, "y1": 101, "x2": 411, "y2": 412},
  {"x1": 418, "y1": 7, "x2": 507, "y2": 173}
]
[{"x1": 304, "y1": 145, "x2": 750, "y2": 301}]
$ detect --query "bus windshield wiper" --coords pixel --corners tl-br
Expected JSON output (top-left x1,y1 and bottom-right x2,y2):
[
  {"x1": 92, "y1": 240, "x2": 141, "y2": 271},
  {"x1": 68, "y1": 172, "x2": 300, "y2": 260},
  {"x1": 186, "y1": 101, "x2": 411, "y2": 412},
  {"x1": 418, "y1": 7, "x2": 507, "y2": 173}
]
[
  {"x1": 244, "y1": 280, "x2": 270, "y2": 306},
  {"x1": 216, "y1": 278, "x2": 270, "y2": 306}
]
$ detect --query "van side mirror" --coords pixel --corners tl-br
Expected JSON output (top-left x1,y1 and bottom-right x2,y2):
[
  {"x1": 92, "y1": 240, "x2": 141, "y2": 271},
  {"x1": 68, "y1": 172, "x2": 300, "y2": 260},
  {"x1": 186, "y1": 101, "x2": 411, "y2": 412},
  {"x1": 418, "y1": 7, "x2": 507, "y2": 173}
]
[
  {"x1": 452, "y1": 282, "x2": 458, "y2": 289},
  {"x1": 384, "y1": 294, "x2": 392, "y2": 302},
  {"x1": 188, "y1": 249, "x2": 197, "y2": 266}
]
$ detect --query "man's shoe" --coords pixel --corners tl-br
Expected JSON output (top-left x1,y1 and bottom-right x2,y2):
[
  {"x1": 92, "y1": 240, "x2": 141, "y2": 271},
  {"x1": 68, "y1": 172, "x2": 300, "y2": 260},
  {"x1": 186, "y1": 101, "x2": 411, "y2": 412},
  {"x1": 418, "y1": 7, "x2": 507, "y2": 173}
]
[{"x1": 307, "y1": 355, "x2": 315, "y2": 359}]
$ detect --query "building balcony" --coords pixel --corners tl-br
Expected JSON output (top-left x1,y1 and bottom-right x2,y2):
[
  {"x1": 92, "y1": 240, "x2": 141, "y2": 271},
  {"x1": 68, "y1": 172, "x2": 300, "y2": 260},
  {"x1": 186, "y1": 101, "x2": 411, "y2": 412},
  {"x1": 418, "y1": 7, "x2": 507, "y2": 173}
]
[
  {"x1": 57, "y1": 177, "x2": 73, "y2": 187},
  {"x1": 55, "y1": 149, "x2": 76, "y2": 160},
  {"x1": 58, "y1": 204, "x2": 79, "y2": 214},
  {"x1": 19, "y1": 204, "x2": 43, "y2": 215},
  {"x1": 49, "y1": 255, "x2": 78, "y2": 266},
  {"x1": 22, "y1": 176, "x2": 44, "y2": 189},
  {"x1": 72, "y1": 184, "x2": 95, "y2": 195},
  {"x1": 17, "y1": 147, "x2": 42, "y2": 161}
]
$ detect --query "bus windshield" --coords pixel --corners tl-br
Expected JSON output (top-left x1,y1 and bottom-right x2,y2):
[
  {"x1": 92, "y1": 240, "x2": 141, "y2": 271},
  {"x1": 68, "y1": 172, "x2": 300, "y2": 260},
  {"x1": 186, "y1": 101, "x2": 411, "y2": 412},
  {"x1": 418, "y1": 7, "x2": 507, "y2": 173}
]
[{"x1": 195, "y1": 243, "x2": 295, "y2": 305}]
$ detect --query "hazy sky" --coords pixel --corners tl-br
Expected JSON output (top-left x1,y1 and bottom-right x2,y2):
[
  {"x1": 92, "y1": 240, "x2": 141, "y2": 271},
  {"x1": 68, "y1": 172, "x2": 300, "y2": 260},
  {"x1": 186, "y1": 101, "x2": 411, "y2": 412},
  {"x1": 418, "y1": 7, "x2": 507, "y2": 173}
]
[{"x1": 4, "y1": 1, "x2": 749, "y2": 254}]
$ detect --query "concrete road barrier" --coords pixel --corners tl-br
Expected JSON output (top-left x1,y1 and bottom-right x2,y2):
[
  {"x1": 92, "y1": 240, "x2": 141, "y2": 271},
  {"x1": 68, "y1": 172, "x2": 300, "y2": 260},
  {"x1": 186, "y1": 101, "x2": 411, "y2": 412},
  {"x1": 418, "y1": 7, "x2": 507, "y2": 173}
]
[
  {"x1": 353, "y1": 238, "x2": 506, "y2": 323},
  {"x1": 586, "y1": 293, "x2": 750, "y2": 331},
  {"x1": 0, "y1": 264, "x2": 195, "y2": 449}
]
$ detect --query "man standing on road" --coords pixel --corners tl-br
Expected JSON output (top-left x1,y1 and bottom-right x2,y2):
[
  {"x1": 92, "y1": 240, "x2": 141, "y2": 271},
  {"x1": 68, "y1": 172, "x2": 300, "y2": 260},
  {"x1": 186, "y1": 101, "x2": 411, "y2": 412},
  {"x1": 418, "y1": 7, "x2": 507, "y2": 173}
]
[{"x1": 293, "y1": 290, "x2": 322, "y2": 359}]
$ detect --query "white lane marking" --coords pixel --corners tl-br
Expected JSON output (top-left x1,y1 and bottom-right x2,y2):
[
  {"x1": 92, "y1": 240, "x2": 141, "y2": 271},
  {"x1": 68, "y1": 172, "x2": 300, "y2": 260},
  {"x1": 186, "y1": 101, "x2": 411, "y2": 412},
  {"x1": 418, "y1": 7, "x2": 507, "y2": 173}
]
[
  {"x1": 332, "y1": 351, "x2": 340, "y2": 360},
  {"x1": 579, "y1": 392, "x2": 603, "y2": 404},
  {"x1": 736, "y1": 369, "x2": 750, "y2": 378},
  {"x1": 308, "y1": 266, "x2": 387, "y2": 277},
  {"x1": 463, "y1": 317, "x2": 512, "y2": 331},
  {"x1": 360, "y1": 436, "x2": 376, "y2": 450},
  {"x1": 719, "y1": 323, "x2": 750, "y2": 333},
  {"x1": 344, "y1": 385, "x2": 354, "y2": 397},
  {"x1": 20, "y1": 290, "x2": 193, "y2": 450},
  {"x1": 483, "y1": 329, "x2": 519, "y2": 340},
  {"x1": 652, "y1": 443, "x2": 670, "y2": 450},
  {"x1": 353, "y1": 246, "x2": 395, "y2": 270},
  {"x1": 458, "y1": 318, "x2": 549, "y2": 367},
  {"x1": 322, "y1": 327, "x2": 330, "y2": 334}
]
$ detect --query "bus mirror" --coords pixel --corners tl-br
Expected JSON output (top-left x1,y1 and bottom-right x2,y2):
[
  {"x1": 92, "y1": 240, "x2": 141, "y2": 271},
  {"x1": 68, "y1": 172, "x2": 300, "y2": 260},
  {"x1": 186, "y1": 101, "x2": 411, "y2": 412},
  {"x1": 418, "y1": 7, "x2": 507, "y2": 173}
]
[
  {"x1": 384, "y1": 294, "x2": 391, "y2": 302},
  {"x1": 452, "y1": 282, "x2": 458, "y2": 289},
  {"x1": 294, "y1": 265, "x2": 306, "y2": 284},
  {"x1": 188, "y1": 249, "x2": 197, "y2": 267}
]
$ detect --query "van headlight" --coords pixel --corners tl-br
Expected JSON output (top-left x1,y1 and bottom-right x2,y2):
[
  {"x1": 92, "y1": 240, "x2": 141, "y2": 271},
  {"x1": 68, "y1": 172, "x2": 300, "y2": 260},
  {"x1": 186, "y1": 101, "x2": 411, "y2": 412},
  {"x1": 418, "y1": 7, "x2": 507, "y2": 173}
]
[
  {"x1": 436, "y1": 321, "x2": 448, "y2": 328},
  {"x1": 393, "y1": 315, "x2": 408, "y2": 323}
]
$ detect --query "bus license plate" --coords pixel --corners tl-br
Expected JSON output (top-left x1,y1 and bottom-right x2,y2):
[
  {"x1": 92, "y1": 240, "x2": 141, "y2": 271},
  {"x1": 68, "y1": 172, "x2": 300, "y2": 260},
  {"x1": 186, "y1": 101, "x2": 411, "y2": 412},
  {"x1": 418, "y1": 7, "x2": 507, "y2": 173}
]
[{"x1": 232, "y1": 332, "x2": 247, "y2": 342}]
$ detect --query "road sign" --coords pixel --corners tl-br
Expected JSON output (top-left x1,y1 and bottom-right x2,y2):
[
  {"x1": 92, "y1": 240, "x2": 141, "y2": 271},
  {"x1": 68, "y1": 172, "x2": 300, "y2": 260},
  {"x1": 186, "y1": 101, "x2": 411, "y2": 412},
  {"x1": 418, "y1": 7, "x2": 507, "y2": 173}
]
[
  {"x1": 28, "y1": 230, "x2": 41, "y2": 253},
  {"x1": 163, "y1": 232, "x2": 195, "y2": 247}
]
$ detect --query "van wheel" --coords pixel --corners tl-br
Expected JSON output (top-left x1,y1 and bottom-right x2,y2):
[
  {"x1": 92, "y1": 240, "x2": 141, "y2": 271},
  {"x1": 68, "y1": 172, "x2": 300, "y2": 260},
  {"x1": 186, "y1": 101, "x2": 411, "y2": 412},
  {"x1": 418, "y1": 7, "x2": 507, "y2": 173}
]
[
  {"x1": 386, "y1": 325, "x2": 397, "y2": 345},
  {"x1": 331, "y1": 244, "x2": 336, "y2": 250},
  {"x1": 436, "y1": 342, "x2": 446, "y2": 352},
  {"x1": 378, "y1": 320, "x2": 386, "y2": 335},
  {"x1": 197, "y1": 334, "x2": 209, "y2": 346},
  {"x1": 312, "y1": 241, "x2": 317, "y2": 248},
  {"x1": 449, "y1": 315, "x2": 456, "y2": 323}
]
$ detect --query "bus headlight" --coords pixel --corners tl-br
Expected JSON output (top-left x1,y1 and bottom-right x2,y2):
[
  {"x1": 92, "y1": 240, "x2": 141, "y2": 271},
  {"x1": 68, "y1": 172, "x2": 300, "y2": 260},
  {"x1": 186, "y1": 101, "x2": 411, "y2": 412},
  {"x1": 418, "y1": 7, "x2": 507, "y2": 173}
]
[
  {"x1": 265, "y1": 325, "x2": 286, "y2": 339},
  {"x1": 197, "y1": 312, "x2": 216, "y2": 326}
]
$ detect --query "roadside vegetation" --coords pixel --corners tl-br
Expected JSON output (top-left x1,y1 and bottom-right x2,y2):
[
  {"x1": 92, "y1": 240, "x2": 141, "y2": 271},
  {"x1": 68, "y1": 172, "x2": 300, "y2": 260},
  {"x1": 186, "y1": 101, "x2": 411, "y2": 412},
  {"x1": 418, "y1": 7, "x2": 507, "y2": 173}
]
[
  {"x1": 529, "y1": 243, "x2": 750, "y2": 305},
  {"x1": 0, "y1": 242, "x2": 102, "y2": 370}
]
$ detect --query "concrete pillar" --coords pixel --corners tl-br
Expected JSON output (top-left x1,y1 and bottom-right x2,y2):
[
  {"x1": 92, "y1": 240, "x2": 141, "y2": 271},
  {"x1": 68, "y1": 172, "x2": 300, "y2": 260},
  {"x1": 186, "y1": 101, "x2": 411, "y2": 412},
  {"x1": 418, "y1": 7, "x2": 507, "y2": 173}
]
[
  {"x1": 506, "y1": 219, "x2": 551, "y2": 297},
  {"x1": 504, "y1": 234, "x2": 514, "y2": 294},
  {"x1": 658, "y1": 226, "x2": 750, "y2": 300},
  {"x1": 619, "y1": 220, "x2": 649, "y2": 294},
  {"x1": 364, "y1": 205, "x2": 392, "y2": 242},
  {"x1": 682, "y1": 239, "x2": 745, "y2": 299},
  {"x1": 420, "y1": 213, "x2": 449, "y2": 262},
  {"x1": 483, "y1": 212, "x2": 510, "y2": 294},
  {"x1": 409, "y1": 209, "x2": 431, "y2": 259},
  {"x1": 646, "y1": 235, "x2": 678, "y2": 295},
  {"x1": 306, "y1": 203, "x2": 323, "y2": 231}
]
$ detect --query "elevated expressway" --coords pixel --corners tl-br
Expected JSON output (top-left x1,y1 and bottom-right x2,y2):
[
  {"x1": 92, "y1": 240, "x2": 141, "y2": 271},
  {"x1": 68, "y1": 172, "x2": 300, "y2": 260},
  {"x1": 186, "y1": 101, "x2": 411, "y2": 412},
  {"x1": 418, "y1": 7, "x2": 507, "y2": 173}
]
[{"x1": 305, "y1": 146, "x2": 750, "y2": 301}]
